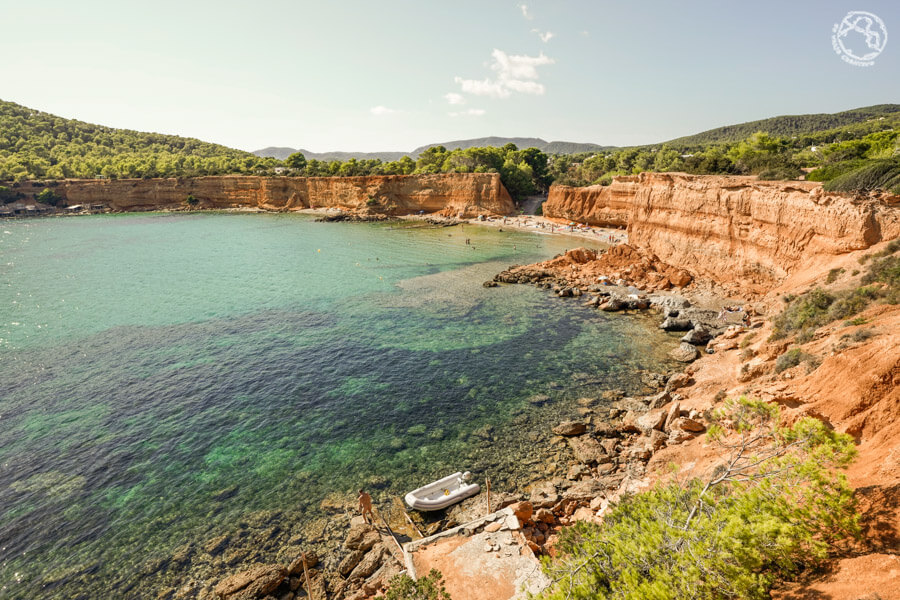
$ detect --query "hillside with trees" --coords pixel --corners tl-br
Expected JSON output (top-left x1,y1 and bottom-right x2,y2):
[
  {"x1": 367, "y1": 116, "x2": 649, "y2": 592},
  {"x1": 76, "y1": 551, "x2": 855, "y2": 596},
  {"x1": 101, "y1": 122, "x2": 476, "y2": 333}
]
[
  {"x1": 665, "y1": 104, "x2": 900, "y2": 145},
  {"x1": 3, "y1": 99, "x2": 899, "y2": 200},
  {"x1": 0, "y1": 99, "x2": 278, "y2": 181}
]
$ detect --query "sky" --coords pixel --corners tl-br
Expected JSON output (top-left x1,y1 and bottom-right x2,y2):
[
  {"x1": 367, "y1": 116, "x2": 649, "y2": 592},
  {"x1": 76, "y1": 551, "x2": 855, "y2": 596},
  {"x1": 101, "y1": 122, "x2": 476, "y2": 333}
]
[{"x1": 2, "y1": 0, "x2": 899, "y2": 153}]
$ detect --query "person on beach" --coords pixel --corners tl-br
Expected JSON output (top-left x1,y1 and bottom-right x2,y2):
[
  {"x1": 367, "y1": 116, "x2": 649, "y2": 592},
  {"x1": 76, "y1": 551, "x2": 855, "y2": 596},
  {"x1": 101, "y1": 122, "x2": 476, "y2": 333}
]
[{"x1": 358, "y1": 489, "x2": 374, "y2": 525}]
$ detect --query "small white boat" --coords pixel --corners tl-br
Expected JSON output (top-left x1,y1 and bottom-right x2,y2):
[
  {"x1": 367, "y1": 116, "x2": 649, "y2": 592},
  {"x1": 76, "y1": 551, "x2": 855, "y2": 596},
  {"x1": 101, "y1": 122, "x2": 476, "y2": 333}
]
[{"x1": 404, "y1": 471, "x2": 480, "y2": 511}]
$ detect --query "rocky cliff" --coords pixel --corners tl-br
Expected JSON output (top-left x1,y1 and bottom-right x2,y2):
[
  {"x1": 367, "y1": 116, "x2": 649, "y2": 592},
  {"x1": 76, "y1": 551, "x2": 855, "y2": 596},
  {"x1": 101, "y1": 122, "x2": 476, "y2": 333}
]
[
  {"x1": 545, "y1": 173, "x2": 900, "y2": 292},
  {"x1": 14, "y1": 173, "x2": 515, "y2": 217}
]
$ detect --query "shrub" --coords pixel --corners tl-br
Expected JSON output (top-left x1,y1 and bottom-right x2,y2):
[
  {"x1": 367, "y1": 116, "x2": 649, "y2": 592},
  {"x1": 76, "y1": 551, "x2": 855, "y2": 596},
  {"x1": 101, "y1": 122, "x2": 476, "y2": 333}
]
[
  {"x1": 539, "y1": 398, "x2": 858, "y2": 600},
  {"x1": 366, "y1": 197, "x2": 379, "y2": 206},
  {"x1": 775, "y1": 348, "x2": 819, "y2": 373},
  {"x1": 826, "y1": 268, "x2": 845, "y2": 284},
  {"x1": 848, "y1": 328, "x2": 876, "y2": 343},
  {"x1": 36, "y1": 187, "x2": 62, "y2": 206},
  {"x1": 758, "y1": 167, "x2": 801, "y2": 180},
  {"x1": 185, "y1": 194, "x2": 199, "y2": 206},
  {"x1": 771, "y1": 288, "x2": 834, "y2": 339},
  {"x1": 385, "y1": 569, "x2": 451, "y2": 600},
  {"x1": 824, "y1": 157, "x2": 900, "y2": 193},
  {"x1": 844, "y1": 317, "x2": 868, "y2": 327}
]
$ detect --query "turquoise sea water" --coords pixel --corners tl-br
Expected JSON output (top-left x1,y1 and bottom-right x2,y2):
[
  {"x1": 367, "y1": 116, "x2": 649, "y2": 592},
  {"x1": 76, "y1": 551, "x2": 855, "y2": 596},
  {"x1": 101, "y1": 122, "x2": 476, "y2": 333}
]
[{"x1": 0, "y1": 213, "x2": 678, "y2": 598}]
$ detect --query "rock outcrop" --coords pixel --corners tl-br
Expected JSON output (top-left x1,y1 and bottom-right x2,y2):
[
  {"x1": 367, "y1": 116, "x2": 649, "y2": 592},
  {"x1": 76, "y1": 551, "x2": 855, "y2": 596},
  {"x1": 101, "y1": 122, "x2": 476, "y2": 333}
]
[
  {"x1": 544, "y1": 173, "x2": 900, "y2": 292},
  {"x1": 12, "y1": 173, "x2": 515, "y2": 217}
]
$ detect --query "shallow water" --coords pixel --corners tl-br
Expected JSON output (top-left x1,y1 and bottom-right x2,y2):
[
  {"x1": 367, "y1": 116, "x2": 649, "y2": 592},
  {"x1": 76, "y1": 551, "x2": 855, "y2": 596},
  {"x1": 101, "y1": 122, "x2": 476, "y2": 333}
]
[{"x1": 0, "y1": 213, "x2": 678, "y2": 598}]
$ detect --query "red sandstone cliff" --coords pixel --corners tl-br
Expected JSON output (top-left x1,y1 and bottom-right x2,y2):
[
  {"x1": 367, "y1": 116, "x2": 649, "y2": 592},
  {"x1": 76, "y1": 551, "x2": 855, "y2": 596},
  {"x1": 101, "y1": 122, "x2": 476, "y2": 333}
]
[
  {"x1": 13, "y1": 173, "x2": 515, "y2": 217},
  {"x1": 545, "y1": 173, "x2": 900, "y2": 293}
]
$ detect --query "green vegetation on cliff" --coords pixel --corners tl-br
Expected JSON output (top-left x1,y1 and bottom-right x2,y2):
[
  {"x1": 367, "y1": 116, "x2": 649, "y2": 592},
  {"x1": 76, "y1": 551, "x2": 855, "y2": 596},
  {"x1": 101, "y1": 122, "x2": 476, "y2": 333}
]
[
  {"x1": 540, "y1": 398, "x2": 858, "y2": 600},
  {"x1": 0, "y1": 99, "x2": 278, "y2": 180},
  {"x1": 3, "y1": 99, "x2": 899, "y2": 197}
]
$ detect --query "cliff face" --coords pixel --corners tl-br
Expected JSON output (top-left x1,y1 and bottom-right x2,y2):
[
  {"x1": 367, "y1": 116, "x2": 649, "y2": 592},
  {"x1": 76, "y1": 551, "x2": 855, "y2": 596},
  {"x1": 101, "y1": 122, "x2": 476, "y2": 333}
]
[
  {"x1": 544, "y1": 179, "x2": 637, "y2": 228},
  {"x1": 545, "y1": 173, "x2": 900, "y2": 291},
  {"x1": 15, "y1": 173, "x2": 515, "y2": 217}
]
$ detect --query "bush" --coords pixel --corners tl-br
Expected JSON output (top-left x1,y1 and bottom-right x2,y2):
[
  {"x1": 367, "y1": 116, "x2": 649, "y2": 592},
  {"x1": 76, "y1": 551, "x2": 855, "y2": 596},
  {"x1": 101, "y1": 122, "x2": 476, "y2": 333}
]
[
  {"x1": 366, "y1": 197, "x2": 379, "y2": 206},
  {"x1": 185, "y1": 194, "x2": 199, "y2": 206},
  {"x1": 774, "y1": 348, "x2": 818, "y2": 373},
  {"x1": 539, "y1": 398, "x2": 858, "y2": 600},
  {"x1": 385, "y1": 569, "x2": 451, "y2": 600},
  {"x1": 826, "y1": 268, "x2": 845, "y2": 284},
  {"x1": 36, "y1": 187, "x2": 62, "y2": 206},
  {"x1": 771, "y1": 288, "x2": 834, "y2": 339},
  {"x1": 824, "y1": 158, "x2": 900, "y2": 193},
  {"x1": 758, "y1": 167, "x2": 802, "y2": 180}
]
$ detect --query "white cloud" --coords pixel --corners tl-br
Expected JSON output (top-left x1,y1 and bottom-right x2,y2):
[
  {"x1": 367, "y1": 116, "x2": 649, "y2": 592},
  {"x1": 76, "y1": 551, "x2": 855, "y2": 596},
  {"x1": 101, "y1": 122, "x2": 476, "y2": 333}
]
[
  {"x1": 444, "y1": 92, "x2": 465, "y2": 105},
  {"x1": 453, "y1": 48, "x2": 556, "y2": 98},
  {"x1": 453, "y1": 49, "x2": 554, "y2": 99},
  {"x1": 518, "y1": 3, "x2": 533, "y2": 19},
  {"x1": 454, "y1": 76, "x2": 510, "y2": 99},
  {"x1": 370, "y1": 105, "x2": 398, "y2": 116},
  {"x1": 532, "y1": 29, "x2": 554, "y2": 43},
  {"x1": 449, "y1": 108, "x2": 486, "y2": 117}
]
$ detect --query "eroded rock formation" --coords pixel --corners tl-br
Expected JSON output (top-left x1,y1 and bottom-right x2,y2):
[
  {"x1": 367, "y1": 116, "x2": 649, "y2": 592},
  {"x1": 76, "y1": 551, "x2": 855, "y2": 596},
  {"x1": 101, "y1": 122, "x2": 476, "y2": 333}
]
[
  {"x1": 545, "y1": 173, "x2": 900, "y2": 292},
  {"x1": 13, "y1": 173, "x2": 515, "y2": 217}
]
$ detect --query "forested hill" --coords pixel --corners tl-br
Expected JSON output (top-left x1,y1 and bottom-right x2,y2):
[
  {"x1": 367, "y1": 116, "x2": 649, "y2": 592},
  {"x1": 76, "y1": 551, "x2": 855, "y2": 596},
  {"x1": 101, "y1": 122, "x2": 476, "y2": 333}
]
[
  {"x1": 666, "y1": 104, "x2": 900, "y2": 146},
  {"x1": 253, "y1": 138, "x2": 613, "y2": 161},
  {"x1": 0, "y1": 99, "x2": 276, "y2": 180}
]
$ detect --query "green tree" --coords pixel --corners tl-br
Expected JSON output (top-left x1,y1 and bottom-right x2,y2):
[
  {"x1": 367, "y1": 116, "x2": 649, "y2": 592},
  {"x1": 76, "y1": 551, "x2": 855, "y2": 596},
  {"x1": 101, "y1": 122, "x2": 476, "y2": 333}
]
[
  {"x1": 540, "y1": 397, "x2": 858, "y2": 600},
  {"x1": 284, "y1": 151, "x2": 307, "y2": 171},
  {"x1": 36, "y1": 187, "x2": 62, "y2": 206}
]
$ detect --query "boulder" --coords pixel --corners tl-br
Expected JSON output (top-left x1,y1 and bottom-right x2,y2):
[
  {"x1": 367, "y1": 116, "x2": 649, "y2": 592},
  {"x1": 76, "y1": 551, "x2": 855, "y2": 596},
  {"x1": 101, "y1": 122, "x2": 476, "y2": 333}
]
[
  {"x1": 665, "y1": 402, "x2": 682, "y2": 431},
  {"x1": 348, "y1": 544, "x2": 387, "y2": 581},
  {"x1": 339, "y1": 548, "x2": 368, "y2": 577},
  {"x1": 529, "y1": 482, "x2": 560, "y2": 509},
  {"x1": 567, "y1": 436, "x2": 610, "y2": 464},
  {"x1": 534, "y1": 508, "x2": 556, "y2": 524},
  {"x1": 509, "y1": 501, "x2": 534, "y2": 524},
  {"x1": 645, "y1": 389, "x2": 671, "y2": 410},
  {"x1": 552, "y1": 421, "x2": 587, "y2": 436},
  {"x1": 343, "y1": 524, "x2": 380, "y2": 553},
  {"x1": 681, "y1": 327, "x2": 712, "y2": 345},
  {"x1": 213, "y1": 564, "x2": 287, "y2": 600},
  {"x1": 562, "y1": 478, "x2": 608, "y2": 502},
  {"x1": 666, "y1": 373, "x2": 693, "y2": 391},
  {"x1": 659, "y1": 317, "x2": 692, "y2": 331},
  {"x1": 635, "y1": 409, "x2": 667, "y2": 432},
  {"x1": 566, "y1": 463, "x2": 591, "y2": 480},
  {"x1": 648, "y1": 429, "x2": 668, "y2": 451},
  {"x1": 669, "y1": 342, "x2": 700, "y2": 363},
  {"x1": 288, "y1": 551, "x2": 319, "y2": 575},
  {"x1": 669, "y1": 270, "x2": 693, "y2": 287},
  {"x1": 600, "y1": 297, "x2": 626, "y2": 311},
  {"x1": 672, "y1": 417, "x2": 706, "y2": 433}
]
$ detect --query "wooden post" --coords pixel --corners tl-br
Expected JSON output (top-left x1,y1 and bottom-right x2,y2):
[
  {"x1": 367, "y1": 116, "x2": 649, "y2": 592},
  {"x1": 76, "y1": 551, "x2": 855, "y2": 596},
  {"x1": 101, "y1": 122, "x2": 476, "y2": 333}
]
[
  {"x1": 377, "y1": 511, "x2": 405, "y2": 558},
  {"x1": 486, "y1": 476, "x2": 492, "y2": 515},
  {"x1": 301, "y1": 551, "x2": 313, "y2": 600}
]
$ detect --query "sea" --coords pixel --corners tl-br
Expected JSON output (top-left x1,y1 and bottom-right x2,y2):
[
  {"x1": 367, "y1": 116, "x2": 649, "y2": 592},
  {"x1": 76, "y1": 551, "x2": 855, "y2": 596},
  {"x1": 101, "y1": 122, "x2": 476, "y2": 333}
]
[{"x1": 0, "y1": 212, "x2": 679, "y2": 598}]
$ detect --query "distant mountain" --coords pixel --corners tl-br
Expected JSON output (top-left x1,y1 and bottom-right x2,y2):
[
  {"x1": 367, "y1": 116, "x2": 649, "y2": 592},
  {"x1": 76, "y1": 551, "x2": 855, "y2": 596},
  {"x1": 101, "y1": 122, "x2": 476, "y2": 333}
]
[
  {"x1": 412, "y1": 137, "x2": 613, "y2": 155},
  {"x1": 252, "y1": 147, "x2": 408, "y2": 161},
  {"x1": 253, "y1": 137, "x2": 615, "y2": 161},
  {"x1": 664, "y1": 104, "x2": 900, "y2": 146}
]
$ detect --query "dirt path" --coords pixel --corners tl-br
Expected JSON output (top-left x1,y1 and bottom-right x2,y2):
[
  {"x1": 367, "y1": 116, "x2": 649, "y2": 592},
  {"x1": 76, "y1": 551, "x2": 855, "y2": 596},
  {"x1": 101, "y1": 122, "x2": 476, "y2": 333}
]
[{"x1": 518, "y1": 195, "x2": 546, "y2": 216}]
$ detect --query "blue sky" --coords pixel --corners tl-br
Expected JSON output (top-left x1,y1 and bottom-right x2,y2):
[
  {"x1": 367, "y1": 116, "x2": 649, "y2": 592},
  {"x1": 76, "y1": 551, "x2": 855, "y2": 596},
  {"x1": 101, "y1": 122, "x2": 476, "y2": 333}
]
[{"x1": 2, "y1": 0, "x2": 898, "y2": 152}]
